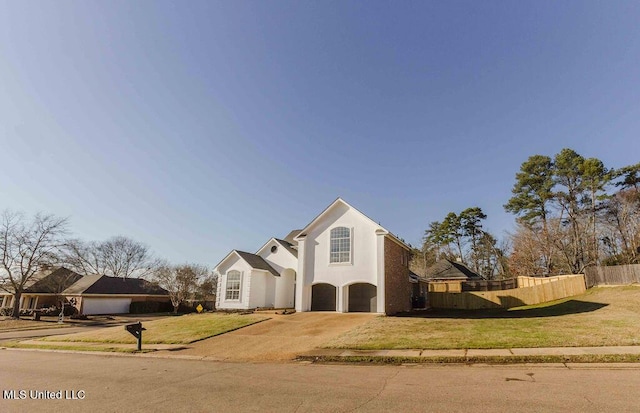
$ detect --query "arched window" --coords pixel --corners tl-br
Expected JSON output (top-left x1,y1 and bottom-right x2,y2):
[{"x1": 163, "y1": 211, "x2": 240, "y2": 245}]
[
  {"x1": 225, "y1": 270, "x2": 242, "y2": 300},
  {"x1": 330, "y1": 227, "x2": 351, "y2": 263}
]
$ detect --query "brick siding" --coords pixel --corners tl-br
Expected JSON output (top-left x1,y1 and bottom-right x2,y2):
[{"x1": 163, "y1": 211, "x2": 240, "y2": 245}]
[{"x1": 384, "y1": 238, "x2": 412, "y2": 315}]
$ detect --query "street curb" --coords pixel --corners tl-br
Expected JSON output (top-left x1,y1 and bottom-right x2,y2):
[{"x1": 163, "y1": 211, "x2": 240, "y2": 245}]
[
  {"x1": 295, "y1": 353, "x2": 640, "y2": 365},
  {"x1": 3, "y1": 346, "x2": 640, "y2": 367}
]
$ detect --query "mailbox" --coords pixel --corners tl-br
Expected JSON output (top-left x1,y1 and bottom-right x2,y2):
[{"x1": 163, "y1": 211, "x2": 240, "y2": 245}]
[{"x1": 124, "y1": 322, "x2": 146, "y2": 351}]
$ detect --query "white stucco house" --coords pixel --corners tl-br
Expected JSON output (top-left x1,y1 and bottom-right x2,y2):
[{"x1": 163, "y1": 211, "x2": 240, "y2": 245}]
[{"x1": 215, "y1": 198, "x2": 421, "y2": 315}]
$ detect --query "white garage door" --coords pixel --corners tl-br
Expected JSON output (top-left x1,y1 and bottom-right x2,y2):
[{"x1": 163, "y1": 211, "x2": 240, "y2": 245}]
[{"x1": 83, "y1": 298, "x2": 132, "y2": 315}]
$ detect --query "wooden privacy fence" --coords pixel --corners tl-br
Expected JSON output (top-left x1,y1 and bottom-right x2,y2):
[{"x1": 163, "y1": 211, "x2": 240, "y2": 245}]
[
  {"x1": 584, "y1": 264, "x2": 640, "y2": 288},
  {"x1": 427, "y1": 281, "x2": 463, "y2": 293},
  {"x1": 461, "y1": 278, "x2": 518, "y2": 291},
  {"x1": 428, "y1": 274, "x2": 587, "y2": 310}
]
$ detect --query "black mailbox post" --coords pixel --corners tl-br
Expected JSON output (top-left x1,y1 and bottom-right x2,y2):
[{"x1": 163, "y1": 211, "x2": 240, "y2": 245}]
[{"x1": 125, "y1": 322, "x2": 146, "y2": 351}]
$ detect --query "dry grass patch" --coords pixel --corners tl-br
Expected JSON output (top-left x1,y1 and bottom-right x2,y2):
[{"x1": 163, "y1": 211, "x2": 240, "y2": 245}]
[
  {"x1": 0, "y1": 318, "x2": 70, "y2": 332},
  {"x1": 41, "y1": 313, "x2": 268, "y2": 344},
  {"x1": 2, "y1": 341, "x2": 152, "y2": 353},
  {"x1": 325, "y1": 286, "x2": 640, "y2": 350}
]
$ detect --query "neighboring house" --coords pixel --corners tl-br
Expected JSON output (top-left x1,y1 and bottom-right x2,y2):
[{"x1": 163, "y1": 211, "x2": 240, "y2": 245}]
[
  {"x1": 424, "y1": 259, "x2": 483, "y2": 293},
  {"x1": 215, "y1": 198, "x2": 420, "y2": 315},
  {"x1": 0, "y1": 267, "x2": 83, "y2": 311},
  {"x1": 62, "y1": 275, "x2": 170, "y2": 315},
  {"x1": 425, "y1": 259, "x2": 483, "y2": 281}
]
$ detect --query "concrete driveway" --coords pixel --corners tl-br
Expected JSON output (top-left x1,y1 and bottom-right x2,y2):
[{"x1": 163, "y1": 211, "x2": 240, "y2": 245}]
[{"x1": 177, "y1": 312, "x2": 376, "y2": 362}]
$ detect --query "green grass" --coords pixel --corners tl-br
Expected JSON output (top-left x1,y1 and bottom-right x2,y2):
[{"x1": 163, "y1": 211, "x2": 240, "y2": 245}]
[
  {"x1": 0, "y1": 319, "x2": 71, "y2": 332},
  {"x1": 41, "y1": 313, "x2": 268, "y2": 344},
  {"x1": 298, "y1": 354, "x2": 640, "y2": 365},
  {"x1": 324, "y1": 286, "x2": 640, "y2": 350},
  {"x1": 1, "y1": 341, "x2": 153, "y2": 353}
]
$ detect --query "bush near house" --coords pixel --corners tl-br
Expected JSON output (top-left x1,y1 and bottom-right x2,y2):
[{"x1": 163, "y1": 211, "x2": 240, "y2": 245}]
[
  {"x1": 39, "y1": 305, "x2": 78, "y2": 317},
  {"x1": 129, "y1": 301, "x2": 197, "y2": 314},
  {"x1": 129, "y1": 301, "x2": 173, "y2": 314},
  {"x1": 0, "y1": 307, "x2": 14, "y2": 316}
]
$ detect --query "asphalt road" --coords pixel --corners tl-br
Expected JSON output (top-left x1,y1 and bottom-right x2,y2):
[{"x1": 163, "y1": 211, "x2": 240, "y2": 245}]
[{"x1": 1, "y1": 351, "x2": 640, "y2": 412}]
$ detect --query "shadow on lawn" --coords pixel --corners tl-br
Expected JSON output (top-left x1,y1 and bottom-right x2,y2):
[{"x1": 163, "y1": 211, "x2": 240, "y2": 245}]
[{"x1": 399, "y1": 300, "x2": 608, "y2": 319}]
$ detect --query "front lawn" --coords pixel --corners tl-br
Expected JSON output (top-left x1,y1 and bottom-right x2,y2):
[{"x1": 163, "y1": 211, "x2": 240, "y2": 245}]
[
  {"x1": 0, "y1": 318, "x2": 70, "y2": 332},
  {"x1": 41, "y1": 313, "x2": 268, "y2": 344},
  {"x1": 324, "y1": 286, "x2": 640, "y2": 350}
]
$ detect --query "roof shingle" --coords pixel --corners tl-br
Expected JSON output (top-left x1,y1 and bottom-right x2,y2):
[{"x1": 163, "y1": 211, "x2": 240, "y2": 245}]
[
  {"x1": 63, "y1": 275, "x2": 168, "y2": 295},
  {"x1": 235, "y1": 251, "x2": 280, "y2": 277},
  {"x1": 425, "y1": 259, "x2": 482, "y2": 280}
]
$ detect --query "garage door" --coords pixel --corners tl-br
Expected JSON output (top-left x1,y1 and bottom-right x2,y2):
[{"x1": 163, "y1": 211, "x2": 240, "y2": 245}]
[
  {"x1": 311, "y1": 283, "x2": 336, "y2": 311},
  {"x1": 348, "y1": 283, "x2": 377, "y2": 312},
  {"x1": 82, "y1": 298, "x2": 132, "y2": 315}
]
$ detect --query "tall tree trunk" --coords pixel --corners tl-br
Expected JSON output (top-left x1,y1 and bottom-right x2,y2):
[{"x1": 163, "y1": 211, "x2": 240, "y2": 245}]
[
  {"x1": 11, "y1": 291, "x2": 22, "y2": 319},
  {"x1": 591, "y1": 189, "x2": 599, "y2": 266}
]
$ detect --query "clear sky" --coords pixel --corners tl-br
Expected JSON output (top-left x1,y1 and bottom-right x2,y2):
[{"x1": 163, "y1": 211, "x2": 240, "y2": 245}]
[{"x1": 1, "y1": 1, "x2": 639, "y2": 267}]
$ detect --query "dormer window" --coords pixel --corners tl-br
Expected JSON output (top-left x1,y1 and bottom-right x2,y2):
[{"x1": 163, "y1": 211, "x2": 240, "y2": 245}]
[{"x1": 330, "y1": 227, "x2": 351, "y2": 263}]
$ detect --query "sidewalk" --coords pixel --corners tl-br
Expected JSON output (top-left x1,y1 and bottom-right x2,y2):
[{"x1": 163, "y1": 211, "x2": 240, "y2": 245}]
[{"x1": 298, "y1": 346, "x2": 640, "y2": 363}]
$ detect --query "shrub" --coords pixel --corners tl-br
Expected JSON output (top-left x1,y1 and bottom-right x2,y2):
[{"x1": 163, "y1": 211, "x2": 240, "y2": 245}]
[
  {"x1": 129, "y1": 301, "x2": 173, "y2": 314},
  {"x1": 40, "y1": 305, "x2": 77, "y2": 317},
  {"x1": 40, "y1": 306, "x2": 59, "y2": 316},
  {"x1": 177, "y1": 303, "x2": 196, "y2": 314}
]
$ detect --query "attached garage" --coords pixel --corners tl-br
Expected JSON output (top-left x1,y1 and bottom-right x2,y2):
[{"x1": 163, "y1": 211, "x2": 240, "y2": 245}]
[
  {"x1": 82, "y1": 297, "x2": 132, "y2": 315},
  {"x1": 348, "y1": 283, "x2": 377, "y2": 312},
  {"x1": 311, "y1": 283, "x2": 337, "y2": 311},
  {"x1": 63, "y1": 274, "x2": 170, "y2": 315}
]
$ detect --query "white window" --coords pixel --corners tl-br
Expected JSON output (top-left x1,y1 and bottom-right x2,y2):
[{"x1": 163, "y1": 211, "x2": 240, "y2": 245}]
[
  {"x1": 330, "y1": 227, "x2": 351, "y2": 263},
  {"x1": 225, "y1": 270, "x2": 242, "y2": 300}
]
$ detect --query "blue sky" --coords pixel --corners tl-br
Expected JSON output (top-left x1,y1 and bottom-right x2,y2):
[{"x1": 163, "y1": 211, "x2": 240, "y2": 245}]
[{"x1": 1, "y1": 1, "x2": 639, "y2": 267}]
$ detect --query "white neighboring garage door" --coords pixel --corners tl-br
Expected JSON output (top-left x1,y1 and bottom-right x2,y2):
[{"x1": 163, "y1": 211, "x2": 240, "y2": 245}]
[{"x1": 83, "y1": 298, "x2": 132, "y2": 315}]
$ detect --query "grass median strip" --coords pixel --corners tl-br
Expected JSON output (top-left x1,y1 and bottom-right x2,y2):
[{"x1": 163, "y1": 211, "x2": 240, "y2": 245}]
[
  {"x1": 1, "y1": 341, "x2": 154, "y2": 353},
  {"x1": 298, "y1": 354, "x2": 640, "y2": 365},
  {"x1": 324, "y1": 287, "x2": 640, "y2": 350},
  {"x1": 40, "y1": 313, "x2": 268, "y2": 345}
]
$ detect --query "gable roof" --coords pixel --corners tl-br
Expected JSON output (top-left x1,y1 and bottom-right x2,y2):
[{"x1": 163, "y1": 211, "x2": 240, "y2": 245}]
[
  {"x1": 234, "y1": 251, "x2": 280, "y2": 277},
  {"x1": 255, "y1": 238, "x2": 298, "y2": 259},
  {"x1": 283, "y1": 230, "x2": 302, "y2": 245},
  {"x1": 425, "y1": 259, "x2": 483, "y2": 280},
  {"x1": 1, "y1": 267, "x2": 83, "y2": 294},
  {"x1": 63, "y1": 275, "x2": 169, "y2": 296},
  {"x1": 274, "y1": 239, "x2": 298, "y2": 258},
  {"x1": 63, "y1": 275, "x2": 102, "y2": 294},
  {"x1": 24, "y1": 267, "x2": 83, "y2": 293},
  {"x1": 294, "y1": 198, "x2": 410, "y2": 250}
]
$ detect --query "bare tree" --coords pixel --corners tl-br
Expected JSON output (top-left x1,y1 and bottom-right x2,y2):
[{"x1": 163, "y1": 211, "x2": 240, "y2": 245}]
[
  {"x1": 153, "y1": 263, "x2": 210, "y2": 314},
  {"x1": 0, "y1": 211, "x2": 68, "y2": 318},
  {"x1": 601, "y1": 188, "x2": 640, "y2": 264},
  {"x1": 194, "y1": 272, "x2": 218, "y2": 306},
  {"x1": 64, "y1": 236, "x2": 158, "y2": 279}
]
